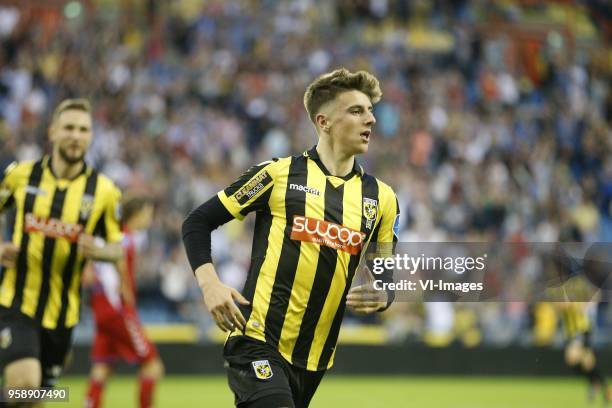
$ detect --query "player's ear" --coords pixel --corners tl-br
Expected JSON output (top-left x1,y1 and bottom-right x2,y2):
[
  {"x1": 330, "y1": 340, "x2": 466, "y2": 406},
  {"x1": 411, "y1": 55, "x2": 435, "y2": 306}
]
[{"x1": 315, "y1": 113, "x2": 330, "y2": 133}]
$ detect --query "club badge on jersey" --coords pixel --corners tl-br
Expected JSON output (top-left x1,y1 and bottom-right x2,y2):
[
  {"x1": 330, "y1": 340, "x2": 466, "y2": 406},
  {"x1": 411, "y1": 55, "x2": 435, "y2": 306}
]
[
  {"x1": 0, "y1": 327, "x2": 11, "y2": 349},
  {"x1": 363, "y1": 197, "x2": 378, "y2": 230},
  {"x1": 80, "y1": 194, "x2": 95, "y2": 220},
  {"x1": 252, "y1": 360, "x2": 273, "y2": 380}
]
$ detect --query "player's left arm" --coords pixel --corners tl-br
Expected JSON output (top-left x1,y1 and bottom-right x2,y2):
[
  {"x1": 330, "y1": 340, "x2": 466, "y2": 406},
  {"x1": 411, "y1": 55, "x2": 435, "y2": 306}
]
[
  {"x1": 347, "y1": 186, "x2": 400, "y2": 314},
  {"x1": 79, "y1": 184, "x2": 124, "y2": 262}
]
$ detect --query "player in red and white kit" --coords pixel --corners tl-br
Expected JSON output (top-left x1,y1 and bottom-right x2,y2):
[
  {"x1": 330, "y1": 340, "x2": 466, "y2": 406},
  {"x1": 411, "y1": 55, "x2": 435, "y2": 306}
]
[{"x1": 85, "y1": 196, "x2": 164, "y2": 408}]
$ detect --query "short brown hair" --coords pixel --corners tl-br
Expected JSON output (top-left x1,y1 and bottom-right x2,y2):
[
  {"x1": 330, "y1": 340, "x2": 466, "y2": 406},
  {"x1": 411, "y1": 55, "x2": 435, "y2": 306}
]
[
  {"x1": 121, "y1": 195, "x2": 153, "y2": 225},
  {"x1": 303, "y1": 68, "x2": 382, "y2": 123},
  {"x1": 51, "y1": 98, "x2": 91, "y2": 124}
]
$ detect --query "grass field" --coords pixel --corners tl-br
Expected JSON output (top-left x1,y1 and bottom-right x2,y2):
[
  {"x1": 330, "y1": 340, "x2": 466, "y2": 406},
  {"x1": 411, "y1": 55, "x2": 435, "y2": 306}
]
[{"x1": 55, "y1": 375, "x2": 597, "y2": 407}]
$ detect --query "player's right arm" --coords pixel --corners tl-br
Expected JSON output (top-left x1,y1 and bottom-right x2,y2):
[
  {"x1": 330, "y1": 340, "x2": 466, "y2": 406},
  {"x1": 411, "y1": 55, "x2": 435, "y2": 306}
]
[
  {"x1": 0, "y1": 162, "x2": 20, "y2": 268},
  {"x1": 182, "y1": 159, "x2": 277, "y2": 332}
]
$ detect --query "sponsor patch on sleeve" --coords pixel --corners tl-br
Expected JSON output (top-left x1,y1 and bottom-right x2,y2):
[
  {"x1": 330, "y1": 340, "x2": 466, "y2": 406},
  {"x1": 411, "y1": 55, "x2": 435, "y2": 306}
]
[
  {"x1": 393, "y1": 214, "x2": 400, "y2": 238},
  {"x1": 234, "y1": 170, "x2": 272, "y2": 205}
]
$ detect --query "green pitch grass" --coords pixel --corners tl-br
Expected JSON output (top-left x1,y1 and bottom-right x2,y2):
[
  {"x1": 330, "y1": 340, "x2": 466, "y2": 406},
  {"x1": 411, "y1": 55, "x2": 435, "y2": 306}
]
[{"x1": 58, "y1": 375, "x2": 593, "y2": 407}]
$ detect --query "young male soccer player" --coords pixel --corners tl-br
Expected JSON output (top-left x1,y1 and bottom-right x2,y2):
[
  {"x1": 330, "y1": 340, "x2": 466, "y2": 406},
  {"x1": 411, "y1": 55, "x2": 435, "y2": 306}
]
[
  {"x1": 85, "y1": 195, "x2": 164, "y2": 408},
  {"x1": 183, "y1": 68, "x2": 399, "y2": 408},
  {"x1": 0, "y1": 99, "x2": 123, "y2": 405}
]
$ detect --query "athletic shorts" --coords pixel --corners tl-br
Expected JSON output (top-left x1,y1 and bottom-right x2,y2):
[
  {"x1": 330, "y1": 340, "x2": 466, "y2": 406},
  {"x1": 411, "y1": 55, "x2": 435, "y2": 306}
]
[
  {"x1": 91, "y1": 306, "x2": 157, "y2": 365},
  {"x1": 224, "y1": 335, "x2": 325, "y2": 408},
  {"x1": 0, "y1": 307, "x2": 73, "y2": 387}
]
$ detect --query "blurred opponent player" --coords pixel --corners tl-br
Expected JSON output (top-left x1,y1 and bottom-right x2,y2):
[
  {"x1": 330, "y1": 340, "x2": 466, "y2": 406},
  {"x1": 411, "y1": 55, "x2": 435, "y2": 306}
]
[
  {"x1": 183, "y1": 68, "x2": 399, "y2": 408},
  {"x1": 85, "y1": 196, "x2": 164, "y2": 408},
  {"x1": 0, "y1": 99, "x2": 123, "y2": 406}
]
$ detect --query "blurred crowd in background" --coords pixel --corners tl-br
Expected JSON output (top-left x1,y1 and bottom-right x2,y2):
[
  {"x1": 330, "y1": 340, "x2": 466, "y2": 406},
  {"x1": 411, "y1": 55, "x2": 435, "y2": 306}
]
[{"x1": 0, "y1": 0, "x2": 610, "y2": 347}]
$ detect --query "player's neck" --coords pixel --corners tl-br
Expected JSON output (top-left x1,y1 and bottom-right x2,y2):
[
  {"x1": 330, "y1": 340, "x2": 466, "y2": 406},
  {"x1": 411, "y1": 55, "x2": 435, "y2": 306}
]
[
  {"x1": 315, "y1": 142, "x2": 354, "y2": 177},
  {"x1": 50, "y1": 152, "x2": 85, "y2": 180}
]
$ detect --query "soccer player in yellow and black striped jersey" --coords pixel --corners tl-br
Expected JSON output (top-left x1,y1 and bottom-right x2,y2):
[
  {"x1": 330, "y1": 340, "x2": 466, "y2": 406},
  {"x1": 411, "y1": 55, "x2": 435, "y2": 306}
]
[
  {"x1": 559, "y1": 302, "x2": 610, "y2": 404},
  {"x1": 0, "y1": 99, "x2": 123, "y2": 398},
  {"x1": 183, "y1": 68, "x2": 399, "y2": 408}
]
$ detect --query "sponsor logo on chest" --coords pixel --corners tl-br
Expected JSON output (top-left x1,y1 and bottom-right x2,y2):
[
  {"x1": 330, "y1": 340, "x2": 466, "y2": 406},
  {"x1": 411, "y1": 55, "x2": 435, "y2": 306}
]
[
  {"x1": 290, "y1": 215, "x2": 365, "y2": 255},
  {"x1": 24, "y1": 213, "x2": 83, "y2": 242}
]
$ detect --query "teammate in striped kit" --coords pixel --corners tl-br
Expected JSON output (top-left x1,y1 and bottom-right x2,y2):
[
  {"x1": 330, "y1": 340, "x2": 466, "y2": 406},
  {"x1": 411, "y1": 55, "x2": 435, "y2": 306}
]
[{"x1": 0, "y1": 99, "x2": 123, "y2": 404}]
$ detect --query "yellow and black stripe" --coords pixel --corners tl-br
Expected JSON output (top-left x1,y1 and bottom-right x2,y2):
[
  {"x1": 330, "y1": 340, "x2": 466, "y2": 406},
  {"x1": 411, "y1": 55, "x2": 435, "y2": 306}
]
[
  {"x1": 561, "y1": 303, "x2": 591, "y2": 339},
  {"x1": 0, "y1": 156, "x2": 122, "y2": 329},
  {"x1": 218, "y1": 147, "x2": 399, "y2": 371}
]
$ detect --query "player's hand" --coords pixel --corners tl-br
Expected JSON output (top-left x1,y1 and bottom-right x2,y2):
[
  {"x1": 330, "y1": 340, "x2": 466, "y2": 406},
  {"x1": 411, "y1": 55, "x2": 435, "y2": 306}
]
[
  {"x1": 195, "y1": 264, "x2": 249, "y2": 332},
  {"x1": 78, "y1": 234, "x2": 101, "y2": 259},
  {"x1": 0, "y1": 242, "x2": 19, "y2": 268},
  {"x1": 346, "y1": 284, "x2": 387, "y2": 315}
]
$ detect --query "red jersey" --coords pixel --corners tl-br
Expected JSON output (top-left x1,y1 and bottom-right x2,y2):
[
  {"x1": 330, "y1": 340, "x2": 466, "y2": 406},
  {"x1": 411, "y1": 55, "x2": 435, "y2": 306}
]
[
  {"x1": 89, "y1": 228, "x2": 157, "y2": 364},
  {"x1": 91, "y1": 227, "x2": 137, "y2": 311}
]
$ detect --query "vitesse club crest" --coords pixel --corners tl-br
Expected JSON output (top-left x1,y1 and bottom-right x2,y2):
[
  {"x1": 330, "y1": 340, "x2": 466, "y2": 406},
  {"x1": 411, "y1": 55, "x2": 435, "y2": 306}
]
[
  {"x1": 80, "y1": 194, "x2": 94, "y2": 220},
  {"x1": 0, "y1": 327, "x2": 12, "y2": 349},
  {"x1": 363, "y1": 198, "x2": 378, "y2": 230},
  {"x1": 252, "y1": 360, "x2": 273, "y2": 380}
]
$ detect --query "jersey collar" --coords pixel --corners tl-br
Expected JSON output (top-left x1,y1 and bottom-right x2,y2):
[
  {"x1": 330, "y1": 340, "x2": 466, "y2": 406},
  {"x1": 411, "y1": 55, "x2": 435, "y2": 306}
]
[
  {"x1": 303, "y1": 146, "x2": 364, "y2": 180},
  {"x1": 45, "y1": 155, "x2": 90, "y2": 181}
]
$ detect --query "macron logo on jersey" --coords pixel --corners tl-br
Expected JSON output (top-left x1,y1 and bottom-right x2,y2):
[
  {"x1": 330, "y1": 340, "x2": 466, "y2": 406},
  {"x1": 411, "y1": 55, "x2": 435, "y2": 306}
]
[
  {"x1": 289, "y1": 184, "x2": 321, "y2": 196},
  {"x1": 290, "y1": 215, "x2": 365, "y2": 255},
  {"x1": 24, "y1": 213, "x2": 83, "y2": 242}
]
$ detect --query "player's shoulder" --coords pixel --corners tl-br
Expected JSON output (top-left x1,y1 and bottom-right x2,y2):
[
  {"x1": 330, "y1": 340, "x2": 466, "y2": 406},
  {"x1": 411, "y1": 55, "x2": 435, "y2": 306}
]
[
  {"x1": 248, "y1": 157, "x2": 284, "y2": 176},
  {"x1": 255, "y1": 157, "x2": 282, "y2": 168},
  {"x1": 93, "y1": 170, "x2": 121, "y2": 197},
  {"x1": 1, "y1": 160, "x2": 36, "y2": 181},
  {"x1": 368, "y1": 174, "x2": 397, "y2": 198}
]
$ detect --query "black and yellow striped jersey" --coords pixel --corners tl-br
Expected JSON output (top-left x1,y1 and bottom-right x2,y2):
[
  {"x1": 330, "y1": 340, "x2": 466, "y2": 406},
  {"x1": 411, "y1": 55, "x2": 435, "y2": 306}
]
[
  {"x1": 560, "y1": 303, "x2": 591, "y2": 339},
  {"x1": 218, "y1": 147, "x2": 399, "y2": 371},
  {"x1": 0, "y1": 156, "x2": 122, "y2": 329}
]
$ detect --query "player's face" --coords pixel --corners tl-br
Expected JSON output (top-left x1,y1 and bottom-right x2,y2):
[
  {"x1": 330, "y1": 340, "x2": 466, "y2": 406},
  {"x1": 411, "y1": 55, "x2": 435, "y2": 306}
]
[
  {"x1": 49, "y1": 109, "x2": 93, "y2": 165},
  {"x1": 325, "y1": 90, "x2": 376, "y2": 155}
]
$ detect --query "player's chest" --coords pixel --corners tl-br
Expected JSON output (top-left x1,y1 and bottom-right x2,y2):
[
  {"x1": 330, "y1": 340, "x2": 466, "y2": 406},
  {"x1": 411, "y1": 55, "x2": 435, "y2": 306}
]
[
  {"x1": 14, "y1": 174, "x2": 101, "y2": 236},
  {"x1": 269, "y1": 175, "x2": 380, "y2": 249}
]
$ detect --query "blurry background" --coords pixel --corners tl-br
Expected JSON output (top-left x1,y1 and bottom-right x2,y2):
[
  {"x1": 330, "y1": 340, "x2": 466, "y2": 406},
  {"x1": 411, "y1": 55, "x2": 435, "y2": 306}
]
[{"x1": 0, "y1": 0, "x2": 611, "y2": 404}]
